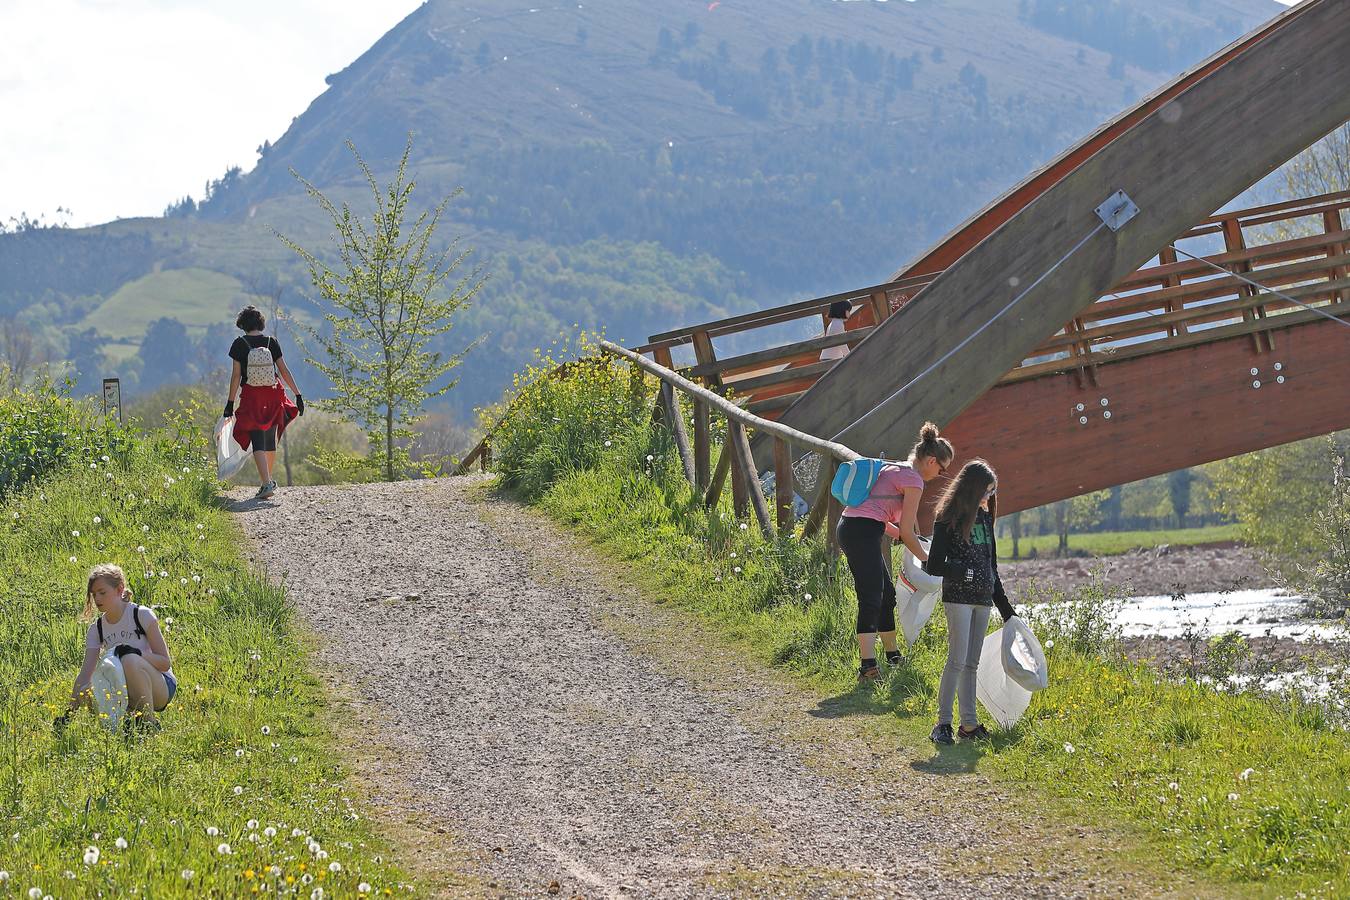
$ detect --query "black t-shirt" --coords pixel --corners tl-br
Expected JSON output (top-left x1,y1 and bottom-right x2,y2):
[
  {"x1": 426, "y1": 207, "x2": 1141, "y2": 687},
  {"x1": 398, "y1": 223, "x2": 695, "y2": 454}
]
[{"x1": 229, "y1": 335, "x2": 282, "y2": 386}]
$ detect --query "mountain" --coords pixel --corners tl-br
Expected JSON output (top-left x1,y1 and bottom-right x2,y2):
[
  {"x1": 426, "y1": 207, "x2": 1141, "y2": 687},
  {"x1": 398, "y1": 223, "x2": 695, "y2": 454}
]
[{"x1": 0, "y1": 0, "x2": 1281, "y2": 416}]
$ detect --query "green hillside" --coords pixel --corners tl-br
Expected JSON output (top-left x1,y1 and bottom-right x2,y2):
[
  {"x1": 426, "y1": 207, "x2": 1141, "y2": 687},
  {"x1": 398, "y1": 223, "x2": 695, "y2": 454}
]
[{"x1": 0, "y1": 0, "x2": 1280, "y2": 414}]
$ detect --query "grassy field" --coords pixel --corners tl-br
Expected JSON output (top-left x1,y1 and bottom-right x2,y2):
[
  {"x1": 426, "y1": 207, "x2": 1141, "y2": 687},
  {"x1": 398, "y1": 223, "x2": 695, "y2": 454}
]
[
  {"x1": 491, "y1": 350, "x2": 1348, "y2": 897},
  {"x1": 1001, "y1": 523, "x2": 1241, "y2": 559},
  {"x1": 0, "y1": 392, "x2": 407, "y2": 896},
  {"x1": 80, "y1": 267, "x2": 253, "y2": 342}
]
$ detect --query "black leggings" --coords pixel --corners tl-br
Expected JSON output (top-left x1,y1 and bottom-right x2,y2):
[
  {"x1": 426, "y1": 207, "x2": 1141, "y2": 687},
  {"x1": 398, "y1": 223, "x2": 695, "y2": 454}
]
[
  {"x1": 837, "y1": 515, "x2": 896, "y2": 635},
  {"x1": 249, "y1": 428, "x2": 278, "y2": 452}
]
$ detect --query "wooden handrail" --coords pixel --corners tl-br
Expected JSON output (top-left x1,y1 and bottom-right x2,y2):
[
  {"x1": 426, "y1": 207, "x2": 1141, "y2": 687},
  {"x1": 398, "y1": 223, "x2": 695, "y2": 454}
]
[{"x1": 600, "y1": 341, "x2": 860, "y2": 463}]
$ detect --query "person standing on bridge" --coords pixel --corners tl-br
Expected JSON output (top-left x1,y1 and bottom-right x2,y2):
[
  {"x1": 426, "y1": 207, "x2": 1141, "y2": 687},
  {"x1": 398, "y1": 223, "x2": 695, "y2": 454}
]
[
  {"x1": 837, "y1": 422, "x2": 953, "y2": 682},
  {"x1": 819, "y1": 300, "x2": 853, "y2": 362},
  {"x1": 922, "y1": 460, "x2": 1016, "y2": 743},
  {"x1": 223, "y1": 305, "x2": 303, "y2": 500}
]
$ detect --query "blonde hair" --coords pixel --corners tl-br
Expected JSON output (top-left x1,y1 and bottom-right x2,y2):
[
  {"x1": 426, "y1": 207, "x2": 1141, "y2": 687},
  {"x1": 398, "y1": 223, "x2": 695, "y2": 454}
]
[{"x1": 82, "y1": 563, "x2": 130, "y2": 622}]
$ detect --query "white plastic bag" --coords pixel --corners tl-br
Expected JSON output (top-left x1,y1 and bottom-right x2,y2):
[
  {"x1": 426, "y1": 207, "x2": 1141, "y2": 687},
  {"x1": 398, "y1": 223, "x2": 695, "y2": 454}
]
[
  {"x1": 975, "y1": 616, "x2": 1049, "y2": 728},
  {"x1": 90, "y1": 653, "x2": 128, "y2": 732},
  {"x1": 215, "y1": 416, "x2": 251, "y2": 480},
  {"x1": 896, "y1": 537, "x2": 943, "y2": 645}
]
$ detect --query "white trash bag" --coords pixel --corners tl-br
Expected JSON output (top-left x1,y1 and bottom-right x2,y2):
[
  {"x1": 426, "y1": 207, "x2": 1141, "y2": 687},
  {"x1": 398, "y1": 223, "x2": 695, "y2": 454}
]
[
  {"x1": 90, "y1": 653, "x2": 129, "y2": 732},
  {"x1": 896, "y1": 537, "x2": 943, "y2": 645},
  {"x1": 215, "y1": 416, "x2": 251, "y2": 480},
  {"x1": 975, "y1": 616, "x2": 1049, "y2": 728}
]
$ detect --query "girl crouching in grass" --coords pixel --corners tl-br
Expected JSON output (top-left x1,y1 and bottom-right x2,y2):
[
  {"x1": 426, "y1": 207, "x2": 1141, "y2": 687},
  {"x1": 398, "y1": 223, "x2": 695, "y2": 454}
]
[
  {"x1": 922, "y1": 460, "x2": 1016, "y2": 744},
  {"x1": 56, "y1": 564, "x2": 176, "y2": 734}
]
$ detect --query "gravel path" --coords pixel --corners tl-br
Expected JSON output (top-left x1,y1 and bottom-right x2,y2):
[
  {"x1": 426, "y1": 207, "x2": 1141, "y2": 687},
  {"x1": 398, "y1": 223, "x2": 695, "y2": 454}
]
[{"x1": 231, "y1": 478, "x2": 1208, "y2": 899}]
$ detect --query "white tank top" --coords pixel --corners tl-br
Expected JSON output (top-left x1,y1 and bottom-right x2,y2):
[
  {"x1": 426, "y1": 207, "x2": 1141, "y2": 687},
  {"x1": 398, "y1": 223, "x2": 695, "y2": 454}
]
[{"x1": 85, "y1": 604, "x2": 174, "y2": 676}]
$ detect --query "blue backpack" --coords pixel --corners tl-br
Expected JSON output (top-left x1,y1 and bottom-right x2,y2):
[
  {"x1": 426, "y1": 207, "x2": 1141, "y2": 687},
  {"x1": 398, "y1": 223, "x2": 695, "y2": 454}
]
[{"x1": 831, "y1": 458, "x2": 903, "y2": 507}]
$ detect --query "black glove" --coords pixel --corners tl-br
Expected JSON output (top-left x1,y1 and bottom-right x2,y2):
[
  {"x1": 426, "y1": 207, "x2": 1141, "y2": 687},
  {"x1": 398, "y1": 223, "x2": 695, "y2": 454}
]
[
  {"x1": 113, "y1": 644, "x2": 142, "y2": 660},
  {"x1": 223, "y1": 400, "x2": 234, "y2": 418},
  {"x1": 295, "y1": 394, "x2": 305, "y2": 416}
]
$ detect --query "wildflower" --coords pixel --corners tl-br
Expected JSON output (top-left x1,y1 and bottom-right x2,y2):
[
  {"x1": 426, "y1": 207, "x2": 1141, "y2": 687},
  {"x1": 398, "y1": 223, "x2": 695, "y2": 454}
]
[
  {"x1": 206, "y1": 826, "x2": 219, "y2": 837},
  {"x1": 289, "y1": 757, "x2": 299, "y2": 764},
  {"x1": 137, "y1": 546, "x2": 145, "y2": 553},
  {"x1": 192, "y1": 575, "x2": 201, "y2": 583},
  {"x1": 329, "y1": 862, "x2": 341, "y2": 873},
  {"x1": 196, "y1": 523, "x2": 204, "y2": 530},
  {"x1": 261, "y1": 726, "x2": 271, "y2": 735},
  {"x1": 208, "y1": 589, "x2": 216, "y2": 596},
  {"x1": 71, "y1": 530, "x2": 80, "y2": 537},
  {"x1": 92, "y1": 516, "x2": 101, "y2": 524},
  {"x1": 217, "y1": 843, "x2": 232, "y2": 855},
  {"x1": 645, "y1": 454, "x2": 654, "y2": 462},
  {"x1": 311, "y1": 889, "x2": 324, "y2": 899},
  {"x1": 159, "y1": 570, "x2": 168, "y2": 578},
  {"x1": 1063, "y1": 743, "x2": 1075, "y2": 754},
  {"x1": 1044, "y1": 639, "x2": 1055, "y2": 649},
  {"x1": 1239, "y1": 768, "x2": 1255, "y2": 781},
  {"x1": 249, "y1": 833, "x2": 260, "y2": 843},
  {"x1": 803, "y1": 593, "x2": 812, "y2": 601},
  {"x1": 69, "y1": 557, "x2": 77, "y2": 564},
  {"x1": 100, "y1": 455, "x2": 110, "y2": 462},
  {"x1": 29, "y1": 888, "x2": 41, "y2": 900},
  {"x1": 114, "y1": 837, "x2": 127, "y2": 850},
  {"x1": 729, "y1": 552, "x2": 737, "y2": 559},
  {"x1": 1168, "y1": 782, "x2": 1179, "y2": 791},
  {"x1": 359, "y1": 883, "x2": 372, "y2": 894},
  {"x1": 301, "y1": 873, "x2": 314, "y2": 884},
  {"x1": 292, "y1": 828, "x2": 305, "y2": 838},
  {"x1": 264, "y1": 827, "x2": 277, "y2": 838},
  {"x1": 181, "y1": 870, "x2": 194, "y2": 880},
  {"x1": 1227, "y1": 792, "x2": 1239, "y2": 802},
  {"x1": 270, "y1": 865, "x2": 282, "y2": 877},
  {"x1": 247, "y1": 819, "x2": 259, "y2": 830},
  {"x1": 316, "y1": 850, "x2": 329, "y2": 861},
  {"x1": 234, "y1": 785, "x2": 244, "y2": 795},
  {"x1": 82, "y1": 848, "x2": 99, "y2": 866},
  {"x1": 604, "y1": 440, "x2": 612, "y2": 447},
  {"x1": 180, "y1": 578, "x2": 188, "y2": 585},
  {"x1": 236, "y1": 749, "x2": 245, "y2": 758},
  {"x1": 0, "y1": 872, "x2": 7, "y2": 883},
  {"x1": 142, "y1": 524, "x2": 150, "y2": 532},
  {"x1": 739, "y1": 522, "x2": 748, "y2": 531},
  {"x1": 715, "y1": 576, "x2": 722, "y2": 583},
  {"x1": 733, "y1": 566, "x2": 742, "y2": 574},
  {"x1": 182, "y1": 466, "x2": 190, "y2": 474},
  {"x1": 244, "y1": 869, "x2": 256, "y2": 880}
]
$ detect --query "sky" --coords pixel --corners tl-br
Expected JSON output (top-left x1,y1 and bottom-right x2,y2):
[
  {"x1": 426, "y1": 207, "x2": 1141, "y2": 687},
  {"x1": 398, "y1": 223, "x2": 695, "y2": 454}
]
[
  {"x1": 0, "y1": 0, "x2": 424, "y2": 228},
  {"x1": 0, "y1": 0, "x2": 1302, "y2": 230}
]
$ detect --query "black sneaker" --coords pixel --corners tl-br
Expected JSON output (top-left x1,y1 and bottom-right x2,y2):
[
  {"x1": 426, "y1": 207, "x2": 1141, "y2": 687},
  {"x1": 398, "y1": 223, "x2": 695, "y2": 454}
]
[
  {"x1": 930, "y1": 723, "x2": 955, "y2": 745},
  {"x1": 958, "y1": 724, "x2": 991, "y2": 741}
]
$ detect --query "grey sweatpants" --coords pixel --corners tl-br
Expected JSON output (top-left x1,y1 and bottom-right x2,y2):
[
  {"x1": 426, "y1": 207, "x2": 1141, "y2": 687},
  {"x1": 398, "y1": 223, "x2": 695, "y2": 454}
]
[{"x1": 937, "y1": 602, "x2": 992, "y2": 727}]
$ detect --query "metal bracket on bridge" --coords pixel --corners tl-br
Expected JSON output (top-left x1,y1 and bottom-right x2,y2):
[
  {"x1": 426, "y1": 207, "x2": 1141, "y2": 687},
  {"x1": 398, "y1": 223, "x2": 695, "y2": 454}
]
[{"x1": 1095, "y1": 190, "x2": 1140, "y2": 232}]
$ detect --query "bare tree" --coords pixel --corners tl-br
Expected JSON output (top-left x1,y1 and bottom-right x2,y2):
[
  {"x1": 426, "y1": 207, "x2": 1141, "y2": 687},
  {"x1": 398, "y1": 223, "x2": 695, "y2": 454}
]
[
  {"x1": 0, "y1": 318, "x2": 49, "y2": 385},
  {"x1": 1283, "y1": 123, "x2": 1349, "y2": 198}
]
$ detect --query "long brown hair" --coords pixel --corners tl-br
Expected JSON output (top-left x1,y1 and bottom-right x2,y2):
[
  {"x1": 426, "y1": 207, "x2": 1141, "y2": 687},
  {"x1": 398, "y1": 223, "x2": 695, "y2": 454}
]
[{"x1": 933, "y1": 459, "x2": 997, "y2": 541}]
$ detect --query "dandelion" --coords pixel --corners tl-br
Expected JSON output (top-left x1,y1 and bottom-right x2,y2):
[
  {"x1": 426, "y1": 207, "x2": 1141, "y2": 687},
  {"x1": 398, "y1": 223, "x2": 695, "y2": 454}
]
[
  {"x1": 69, "y1": 556, "x2": 77, "y2": 564},
  {"x1": 247, "y1": 819, "x2": 259, "y2": 830},
  {"x1": 217, "y1": 843, "x2": 232, "y2": 855},
  {"x1": 181, "y1": 870, "x2": 194, "y2": 881},
  {"x1": 159, "y1": 570, "x2": 168, "y2": 578},
  {"x1": 739, "y1": 522, "x2": 748, "y2": 531},
  {"x1": 308, "y1": 841, "x2": 321, "y2": 854},
  {"x1": 136, "y1": 546, "x2": 145, "y2": 553},
  {"x1": 261, "y1": 725, "x2": 271, "y2": 735},
  {"x1": 329, "y1": 862, "x2": 341, "y2": 873},
  {"x1": 196, "y1": 523, "x2": 204, "y2": 530},
  {"x1": 292, "y1": 828, "x2": 305, "y2": 838},
  {"x1": 206, "y1": 826, "x2": 219, "y2": 837},
  {"x1": 192, "y1": 575, "x2": 201, "y2": 583},
  {"x1": 100, "y1": 455, "x2": 110, "y2": 462},
  {"x1": 289, "y1": 756, "x2": 299, "y2": 764},
  {"x1": 114, "y1": 837, "x2": 127, "y2": 850},
  {"x1": 316, "y1": 850, "x2": 329, "y2": 861},
  {"x1": 1168, "y1": 782, "x2": 1179, "y2": 791},
  {"x1": 264, "y1": 827, "x2": 277, "y2": 838},
  {"x1": 604, "y1": 440, "x2": 612, "y2": 447},
  {"x1": 715, "y1": 576, "x2": 722, "y2": 583},
  {"x1": 1044, "y1": 639, "x2": 1055, "y2": 650},
  {"x1": 1063, "y1": 743, "x2": 1075, "y2": 754},
  {"x1": 180, "y1": 578, "x2": 188, "y2": 585},
  {"x1": 733, "y1": 566, "x2": 742, "y2": 574},
  {"x1": 28, "y1": 888, "x2": 41, "y2": 900},
  {"x1": 1227, "y1": 792, "x2": 1239, "y2": 802},
  {"x1": 1239, "y1": 768, "x2": 1255, "y2": 781},
  {"x1": 803, "y1": 593, "x2": 812, "y2": 601},
  {"x1": 82, "y1": 847, "x2": 99, "y2": 866},
  {"x1": 142, "y1": 524, "x2": 150, "y2": 532},
  {"x1": 0, "y1": 872, "x2": 7, "y2": 883},
  {"x1": 234, "y1": 785, "x2": 244, "y2": 795},
  {"x1": 71, "y1": 530, "x2": 80, "y2": 537},
  {"x1": 249, "y1": 833, "x2": 260, "y2": 843},
  {"x1": 302, "y1": 873, "x2": 314, "y2": 885},
  {"x1": 182, "y1": 466, "x2": 190, "y2": 474},
  {"x1": 208, "y1": 589, "x2": 216, "y2": 596},
  {"x1": 236, "y1": 749, "x2": 245, "y2": 758},
  {"x1": 311, "y1": 889, "x2": 324, "y2": 900},
  {"x1": 92, "y1": 516, "x2": 101, "y2": 524},
  {"x1": 359, "y1": 883, "x2": 372, "y2": 894},
  {"x1": 645, "y1": 454, "x2": 654, "y2": 462},
  {"x1": 270, "y1": 865, "x2": 282, "y2": 877}
]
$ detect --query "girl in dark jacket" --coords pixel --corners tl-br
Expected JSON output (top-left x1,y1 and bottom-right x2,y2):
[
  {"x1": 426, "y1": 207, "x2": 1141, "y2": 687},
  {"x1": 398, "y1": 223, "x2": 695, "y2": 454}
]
[{"x1": 923, "y1": 459, "x2": 1016, "y2": 743}]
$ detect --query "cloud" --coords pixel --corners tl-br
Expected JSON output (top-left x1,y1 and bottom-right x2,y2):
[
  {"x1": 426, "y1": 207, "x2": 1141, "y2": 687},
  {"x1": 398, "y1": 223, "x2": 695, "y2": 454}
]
[{"x1": 0, "y1": 0, "x2": 422, "y2": 226}]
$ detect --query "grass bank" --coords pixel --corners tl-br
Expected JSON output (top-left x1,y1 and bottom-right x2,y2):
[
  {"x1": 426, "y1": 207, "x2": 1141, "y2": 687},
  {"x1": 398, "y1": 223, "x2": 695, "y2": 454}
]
[
  {"x1": 1001, "y1": 523, "x2": 1240, "y2": 559},
  {"x1": 0, "y1": 387, "x2": 405, "y2": 897},
  {"x1": 491, "y1": 342, "x2": 1348, "y2": 897}
]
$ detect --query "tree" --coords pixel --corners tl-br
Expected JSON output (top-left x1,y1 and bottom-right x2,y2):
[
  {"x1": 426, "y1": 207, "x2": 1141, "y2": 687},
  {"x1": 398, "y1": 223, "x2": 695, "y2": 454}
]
[
  {"x1": 279, "y1": 136, "x2": 484, "y2": 481},
  {"x1": 0, "y1": 317, "x2": 50, "y2": 386},
  {"x1": 1167, "y1": 468, "x2": 1193, "y2": 528},
  {"x1": 1283, "y1": 123, "x2": 1349, "y2": 199},
  {"x1": 137, "y1": 318, "x2": 194, "y2": 392}
]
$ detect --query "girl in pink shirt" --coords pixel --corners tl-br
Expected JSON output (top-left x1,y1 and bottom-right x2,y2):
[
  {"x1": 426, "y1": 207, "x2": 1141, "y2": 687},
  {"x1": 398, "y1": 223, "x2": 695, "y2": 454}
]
[{"x1": 836, "y1": 422, "x2": 954, "y2": 681}]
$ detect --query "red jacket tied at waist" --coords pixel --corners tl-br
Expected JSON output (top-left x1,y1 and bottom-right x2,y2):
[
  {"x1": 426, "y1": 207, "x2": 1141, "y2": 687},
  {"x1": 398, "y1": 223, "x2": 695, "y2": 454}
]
[{"x1": 232, "y1": 383, "x2": 298, "y2": 451}]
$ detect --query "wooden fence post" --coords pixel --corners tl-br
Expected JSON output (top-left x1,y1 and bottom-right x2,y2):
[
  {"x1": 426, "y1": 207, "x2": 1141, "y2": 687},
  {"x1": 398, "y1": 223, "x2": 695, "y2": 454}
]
[
  {"x1": 660, "y1": 381, "x2": 696, "y2": 485},
  {"x1": 801, "y1": 455, "x2": 837, "y2": 540},
  {"x1": 705, "y1": 444, "x2": 731, "y2": 511},
  {"x1": 728, "y1": 419, "x2": 772, "y2": 538},
  {"x1": 693, "y1": 398, "x2": 711, "y2": 492}
]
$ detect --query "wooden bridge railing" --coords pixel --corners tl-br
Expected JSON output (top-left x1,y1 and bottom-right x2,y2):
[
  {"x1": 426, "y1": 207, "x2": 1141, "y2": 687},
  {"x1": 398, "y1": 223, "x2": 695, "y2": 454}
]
[
  {"x1": 600, "y1": 340, "x2": 858, "y2": 543},
  {"x1": 636, "y1": 189, "x2": 1350, "y2": 418}
]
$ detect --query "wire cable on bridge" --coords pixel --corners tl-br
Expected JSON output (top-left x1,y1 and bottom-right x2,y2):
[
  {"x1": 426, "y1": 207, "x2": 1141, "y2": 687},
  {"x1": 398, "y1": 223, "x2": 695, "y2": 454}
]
[{"x1": 1167, "y1": 243, "x2": 1350, "y2": 331}]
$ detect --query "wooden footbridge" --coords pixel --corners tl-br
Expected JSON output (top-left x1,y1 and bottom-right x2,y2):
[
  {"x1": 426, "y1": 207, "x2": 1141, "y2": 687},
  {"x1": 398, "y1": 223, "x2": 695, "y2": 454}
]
[
  {"x1": 460, "y1": 0, "x2": 1350, "y2": 540},
  {"x1": 621, "y1": 0, "x2": 1350, "y2": 530}
]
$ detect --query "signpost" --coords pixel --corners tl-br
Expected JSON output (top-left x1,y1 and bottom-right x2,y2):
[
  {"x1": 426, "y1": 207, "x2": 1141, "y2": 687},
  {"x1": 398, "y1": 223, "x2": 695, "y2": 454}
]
[{"x1": 101, "y1": 378, "x2": 122, "y2": 423}]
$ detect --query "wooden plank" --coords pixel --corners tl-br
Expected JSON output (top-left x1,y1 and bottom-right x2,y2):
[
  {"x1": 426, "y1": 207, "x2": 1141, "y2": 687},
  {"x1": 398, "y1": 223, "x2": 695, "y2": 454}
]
[
  {"x1": 729, "y1": 421, "x2": 772, "y2": 537},
  {"x1": 687, "y1": 327, "x2": 873, "y2": 379},
  {"x1": 704, "y1": 445, "x2": 731, "y2": 511},
  {"x1": 759, "y1": 0, "x2": 1350, "y2": 470},
  {"x1": 1113, "y1": 228, "x2": 1350, "y2": 289},
  {"x1": 661, "y1": 382, "x2": 696, "y2": 485},
  {"x1": 947, "y1": 314, "x2": 1350, "y2": 516},
  {"x1": 773, "y1": 437, "x2": 795, "y2": 535},
  {"x1": 729, "y1": 420, "x2": 749, "y2": 519},
  {"x1": 724, "y1": 360, "x2": 835, "y2": 393}
]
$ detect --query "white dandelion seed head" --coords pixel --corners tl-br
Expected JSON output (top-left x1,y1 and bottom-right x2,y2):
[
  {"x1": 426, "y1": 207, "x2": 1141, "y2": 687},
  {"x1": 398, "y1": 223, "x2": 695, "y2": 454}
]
[
  {"x1": 100, "y1": 455, "x2": 110, "y2": 462},
  {"x1": 715, "y1": 576, "x2": 722, "y2": 582},
  {"x1": 261, "y1": 726, "x2": 271, "y2": 735},
  {"x1": 733, "y1": 566, "x2": 742, "y2": 574},
  {"x1": 1227, "y1": 792, "x2": 1239, "y2": 802},
  {"x1": 1044, "y1": 639, "x2": 1055, "y2": 649},
  {"x1": 301, "y1": 873, "x2": 314, "y2": 885},
  {"x1": 1063, "y1": 743, "x2": 1075, "y2": 754},
  {"x1": 358, "y1": 883, "x2": 371, "y2": 894},
  {"x1": 1239, "y1": 768, "x2": 1255, "y2": 781},
  {"x1": 246, "y1": 819, "x2": 259, "y2": 830},
  {"x1": 217, "y1": 842, "x2": 231, "y2": 855},
  {"x1": 728, "y1": 552, "x2": 737, "y2": 559},
  {"x1": 82, "y1": 847, "x2": 99, "y2": 866},
  {"x1": 604, "y1": 440, "x2": 612, "y2": 447},
  {"x1": 310, "y1": 888, "x2": 323, "y2": 899},
  {"x1": 181, "y1": 870, "x2": 194, "y2": 880},
  {"x1": 71, "y1": 530, "x2": 80, "y2": 537},
  {"x1": 142, "y1": 524, "x2": 149, "y2": 532},
  {"x1": 205, "y1": 826, "x2": 219, "y2": 837},
  {"x1": 159, "y1": 570, "x2": 168, "y2": 578},
  {"x1": 180, "y1": 578, "x2": 188, "y2": 585},
  {"x1": 192, "y1": 575, "x2": 201, "y2": 583},
  {"x1": 645, "y1": 454, "x2": 654, "y2": 462},
  {"x1": 28, "y1": 888, "x2": 41, "y2": 900},
  {"x1": 235, "y1": 749, "x2": 244, "y2": 758},
  {"x1": 315, "y1": 849, "x2": 329, "y2": 861},
  {"x1": 263, "y1": 827, "x2": 277, "y2": 838},
  {"x1": 92, "y1": 516, "x2": 101, "y2": 524},
  {"x1": 136, "y1": 545, "x2": 145, "y2": 553},
  {"x1": 328, "y1": 862, "x2": 341, "y2": 873},
  {"x1": 739, "y1": 522, "x2": 748, "y2": 530},
  {"x1": 69, "y1": 556, "x2": 77, "y2": 564},
  {"x1": 1168, "y1": 782, "x2": 1179, "y2": 791},
  {"x1": 289, "y1": 756, "x2": 299, "y2": 764},
  {"x1": 0, "y1": 872, "x2": 8, "y2": 883},
  {"x1": 804, "y1": 593, "x2": 813, "y2": 601},
  {"x1": 248, "y1": 833, "x2": 259, "y2": 843},
  {"x1": 233, "y1": 785, "x2": 243, "y2": 795},
  {"x1": 114, "y1": 837, "x2": 127, "y2": 850}
]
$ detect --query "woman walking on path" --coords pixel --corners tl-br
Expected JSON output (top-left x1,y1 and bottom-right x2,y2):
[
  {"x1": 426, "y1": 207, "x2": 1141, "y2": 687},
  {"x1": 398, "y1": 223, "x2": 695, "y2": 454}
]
[
  {"x1": 836, "y1": 423, "x2": 954, "y2": 682},
  {"x1": 56, "y1": 564, "x2": 176, "y2": 734},
  {"x1": 923, "y1": 460, "x2": 1016, "y2": 744},
  {"x1": 223, "y1": 305, "x2": 302, "y2": 500}
]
